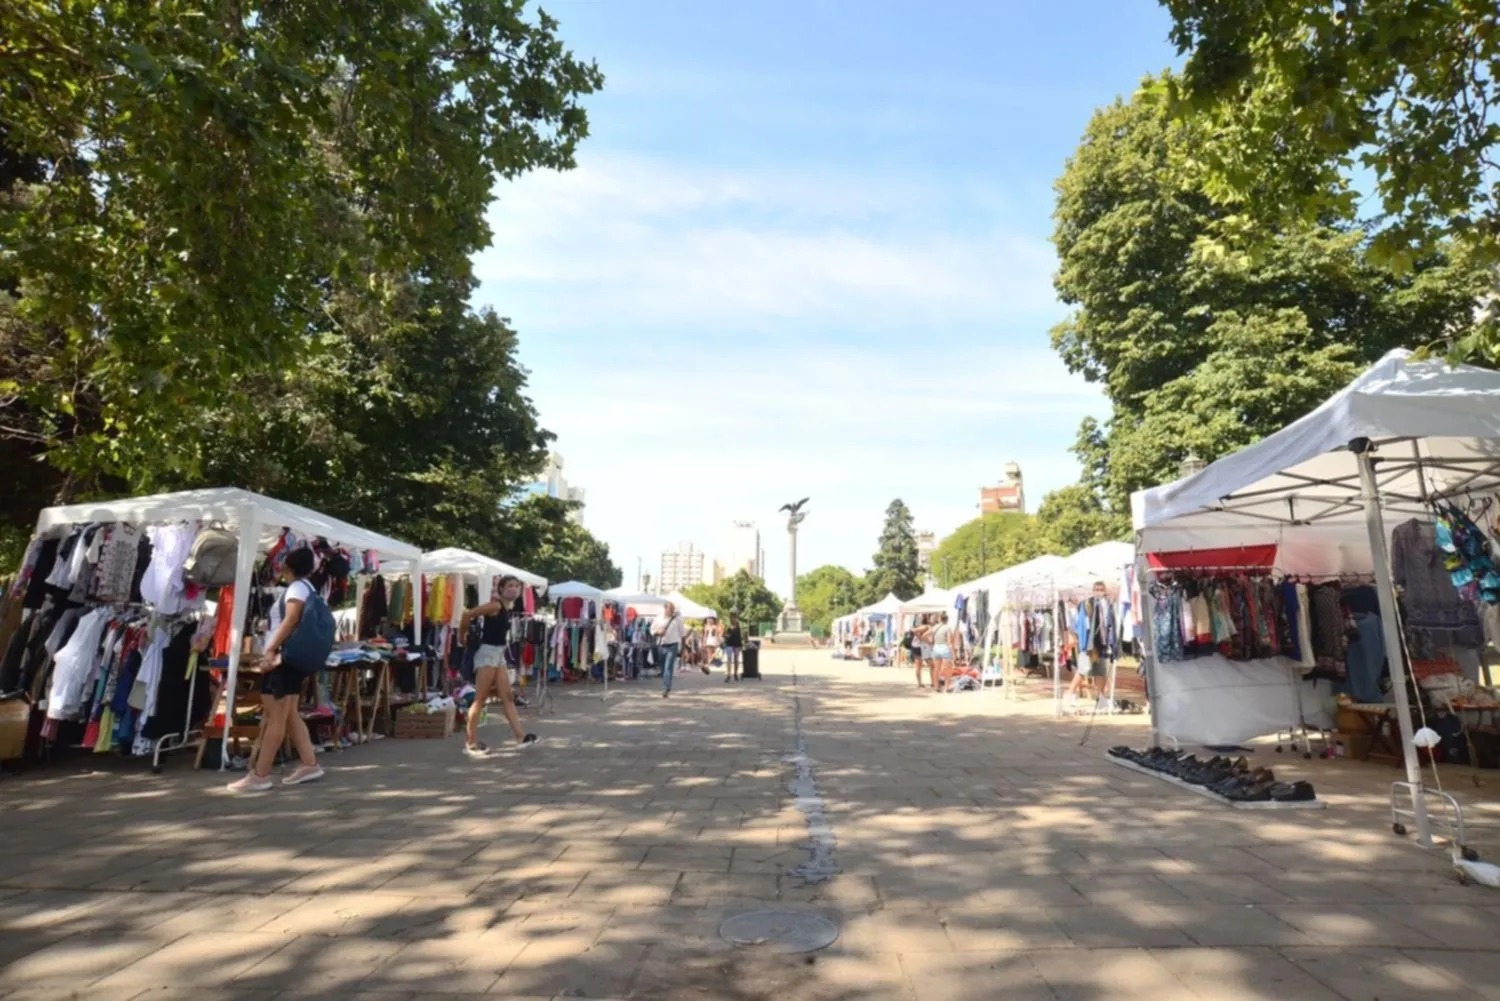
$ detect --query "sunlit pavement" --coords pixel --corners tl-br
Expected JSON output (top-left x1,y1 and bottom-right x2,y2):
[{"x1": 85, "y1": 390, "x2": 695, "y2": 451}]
[{"x1": 2, "y1": 649, "x2": 1498, "y2": 1000}]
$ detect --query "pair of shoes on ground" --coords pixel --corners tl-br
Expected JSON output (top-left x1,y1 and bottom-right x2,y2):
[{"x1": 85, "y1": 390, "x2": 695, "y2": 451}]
[
  {"x1": 464, "y1": 734, "x2": 540, "y2": 757},
  {"x1": 1108, "y1": 746, "x2": 1317, "y2": 803},
  {"x1": 226, "y1": 763, "x2": 324, "y2": 794}
]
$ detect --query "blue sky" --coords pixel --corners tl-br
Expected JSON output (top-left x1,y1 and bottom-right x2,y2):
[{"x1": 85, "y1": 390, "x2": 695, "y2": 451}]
[{"x1": 474, "y1": 0, "x2": 1179, "y2": 592}]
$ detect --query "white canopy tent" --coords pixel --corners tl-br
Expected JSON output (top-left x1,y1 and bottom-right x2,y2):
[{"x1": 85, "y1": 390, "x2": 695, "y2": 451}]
[
  {"x1": 1132, "y1": 348, "x2": 1500, "y2": 846},
  {"x1": 858, "y1": 593, "x2": 904, "y2": 618},
  {"x1": 664, "y1": 592, "x2": 716, "y2": 620},
  {"x1": 549, "y1": 580, "x2": 606, "y2": 601},
  {"x1": 381, "y1": 547, "x2": 546, "y2": 590},
  {"x1": 900, "y1": 586, "x2": 956, "y2": 614},
  {"x1": 33, "y1": 487, "x2": 423, "y2": 769},
  {"x1": 602, "y1": 588, "x2": 716, "y2": 620}
]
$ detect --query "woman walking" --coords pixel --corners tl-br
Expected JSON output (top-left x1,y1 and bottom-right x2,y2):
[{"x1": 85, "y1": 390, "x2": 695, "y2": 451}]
[
  {"x1": 722, "y1": 613, "x2": 744, "y2": 682},
  {"x1": 227, "y1": 548, "x2": 326, "y2": 793},
  {"x1": 929, "y1": 612, "x2": 956, "y2": 692},
  {"x1": 702, "y1": 616, "x2": 721, "y2": 674},
  {"x1": 458, "y1": 575, "x2": 539, "y2": 755}
]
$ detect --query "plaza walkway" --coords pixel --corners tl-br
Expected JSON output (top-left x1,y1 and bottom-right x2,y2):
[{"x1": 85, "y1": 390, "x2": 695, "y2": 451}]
[{"x1": 0, "y1": 649, "x2": 1497, "y2": 1000}]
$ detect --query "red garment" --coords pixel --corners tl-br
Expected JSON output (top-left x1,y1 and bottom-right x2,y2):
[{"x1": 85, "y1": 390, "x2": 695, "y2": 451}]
[
  {"x1": 523, "y1": 586, "x2": 536, "y2": 616},
  {"x1": 213, "y1": 585, "x2": 235, "y2": 658},
  {"x1": 561, "y1": 596, "x2": 584, "y2": 620}
]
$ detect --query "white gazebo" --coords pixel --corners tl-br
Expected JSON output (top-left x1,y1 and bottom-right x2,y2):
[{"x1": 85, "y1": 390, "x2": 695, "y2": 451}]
[
  {"x1": 1133, "y1": 348, "x2": 1500, "y2": 846},
  {"x1": 382, "y1": 547, "x2": 546, "y2": 589},
  {"x1": 32, "y1": 487, "x2": 423, "y2": 769}
]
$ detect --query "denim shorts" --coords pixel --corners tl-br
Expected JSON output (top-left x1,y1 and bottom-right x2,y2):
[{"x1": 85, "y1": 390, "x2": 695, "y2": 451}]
[
  {"x1": 933, "y1": 644, "x2": 952, "y2": 660},
  {"x1": 474, "y1": 644, "x2": 507, "y2": 670}
]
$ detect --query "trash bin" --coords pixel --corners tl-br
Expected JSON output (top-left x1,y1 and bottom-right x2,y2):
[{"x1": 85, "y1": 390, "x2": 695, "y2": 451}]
[{"x1": 741, "y1": 641, "x2": 762, "y2": 680}]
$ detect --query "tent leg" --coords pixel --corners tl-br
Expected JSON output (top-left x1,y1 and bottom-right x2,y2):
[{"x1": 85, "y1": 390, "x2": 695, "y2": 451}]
[
  {"x1": 1052, "y1": 584, "x2": 1063, "y2": 717},
  {"x1": 221, "y1": 510, "x2": 260, "y2": 771},
  {"x1": 1355, "y1": 443, "x2": 1432, "y2": 848},
  {"x1": 1136, "y1": 545, "x2": 1162, "y2": 749}
]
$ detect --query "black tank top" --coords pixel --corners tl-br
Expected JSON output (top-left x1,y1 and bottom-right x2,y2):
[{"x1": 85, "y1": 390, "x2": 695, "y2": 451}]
[{"x1": 481, "y1": 609, "x2": 511, "y2": 647}]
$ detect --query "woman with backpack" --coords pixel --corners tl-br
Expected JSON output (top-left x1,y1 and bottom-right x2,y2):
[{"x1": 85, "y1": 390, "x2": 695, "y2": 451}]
[
  {"x1": 457, "y1": 575, "x2": 539, "y2": 756},
  {"x1": 227, "y1": 547, "x2": 326, "y2": 793}
]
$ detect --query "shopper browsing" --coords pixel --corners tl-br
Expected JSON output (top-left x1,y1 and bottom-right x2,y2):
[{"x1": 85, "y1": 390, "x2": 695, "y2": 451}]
[
  {"x1": 722, "y1": 613, "x2": 744, "y2": 683},
  {"x1": 703, "y1": 616, "x2": 721, "y2": 673},
  {"x1": 227, "y1": 547, "x2": 328, "y2": 793},
  {"x1": 457, "y1": 575, "x2": 539, "y2": 755},
  {"x1": 652, "y1": 602, "x2": 685, "y2": 697}
]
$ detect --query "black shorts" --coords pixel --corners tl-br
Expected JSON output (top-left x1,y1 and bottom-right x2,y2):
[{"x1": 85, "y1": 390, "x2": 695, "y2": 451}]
[{"x1": 260, "y1": 667, "x2": 304, "y2": 699}]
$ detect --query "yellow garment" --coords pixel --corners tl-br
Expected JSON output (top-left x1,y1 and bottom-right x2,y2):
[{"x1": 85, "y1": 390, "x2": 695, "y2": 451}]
[{"x1": 94, "y1": 708, "x2": 115, "y2": 752}]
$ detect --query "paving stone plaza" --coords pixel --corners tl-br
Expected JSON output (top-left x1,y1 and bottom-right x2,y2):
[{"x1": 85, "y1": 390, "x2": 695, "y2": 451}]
[{"x1": 1, "y1": 649, "x2": 1498, "y2": 1001}]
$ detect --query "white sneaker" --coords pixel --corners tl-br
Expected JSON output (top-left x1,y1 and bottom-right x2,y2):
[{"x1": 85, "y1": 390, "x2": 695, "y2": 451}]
[
  {"x1": 282, "y1": 765, "x2": 325, "y2": 786},
  {"x1": 226, "y1": 772, "x2": 274, "y2": 794}
]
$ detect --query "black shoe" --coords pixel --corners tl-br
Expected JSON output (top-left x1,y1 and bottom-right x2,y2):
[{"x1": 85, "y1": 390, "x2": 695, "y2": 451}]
[
  {"x1": 1270, "y1": 780, "x2": 1315, "y2": 802},
  {"x1": 519, "y1": 733, "x2": 540, "y2": 750}
]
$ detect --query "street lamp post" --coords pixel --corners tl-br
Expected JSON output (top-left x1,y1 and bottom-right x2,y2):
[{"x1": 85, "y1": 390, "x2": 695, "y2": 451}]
[{"x1": 1179, "y1": 452, "x2": 1208, "y2": 478}]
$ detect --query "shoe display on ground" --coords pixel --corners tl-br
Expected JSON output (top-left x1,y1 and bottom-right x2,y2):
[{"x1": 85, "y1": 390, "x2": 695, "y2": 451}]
[{"x1": 1108, "y1": 745, "x2": 1318, "y2": 805}]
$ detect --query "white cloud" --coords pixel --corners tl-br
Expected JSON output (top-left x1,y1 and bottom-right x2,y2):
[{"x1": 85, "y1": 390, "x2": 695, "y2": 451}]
[
  {"x1": 475, "y1": 152, "x2": 1106, "y2": 585},
  {"x1": 474, "y1": 153, "x2": 1062, "y2": 334}
]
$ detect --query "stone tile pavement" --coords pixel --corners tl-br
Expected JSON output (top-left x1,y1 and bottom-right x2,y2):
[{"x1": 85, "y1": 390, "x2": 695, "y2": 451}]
[{"x1": 0, "y1": 650, "x2": 1497, "y2": 1000}]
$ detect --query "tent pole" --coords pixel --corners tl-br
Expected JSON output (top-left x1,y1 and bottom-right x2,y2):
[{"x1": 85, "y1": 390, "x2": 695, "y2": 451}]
[
  {"x1": 221, "y1": 508, "x2": 260, "y2": 771},
  {"x1": 1135, "y1": 544, "x2": 1161, "y2": 748},
  {"x1": 1056, "y1": 579, "x2": 1068, "y2": 720},
  {"x1": 1354, "y1": 440, "x2": 1432, "y2": 847}
]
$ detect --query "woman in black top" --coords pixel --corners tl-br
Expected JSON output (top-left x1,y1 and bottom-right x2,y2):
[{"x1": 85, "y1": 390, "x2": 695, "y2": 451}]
[
  {"x1": 722, "y1": 612, "x2": 745, "y2": 683},
  {"x1": 457, "y1": 575, "x2": 538, "y2": 756}
]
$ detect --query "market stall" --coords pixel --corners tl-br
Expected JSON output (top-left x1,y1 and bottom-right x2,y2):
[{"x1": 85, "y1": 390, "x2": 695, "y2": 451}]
[
  {"x1": 1132, "y1": 349, "x2": 1500, "y2": 841},
  {"x1": 9, "y1": 488, "x2": 422, "y2": 771},
  {"x1": 375, "y1": 547, "x2": 549, "y2": 707}
]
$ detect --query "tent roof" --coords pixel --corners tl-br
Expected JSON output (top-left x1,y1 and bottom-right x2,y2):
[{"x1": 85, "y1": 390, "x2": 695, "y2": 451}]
[
  {"x1": 664, "y1": 591, "x2": 717, "y2": 619},
  {"x1": 1132, "y1": 349, "x2": 1500, "y2": 565},
  {"x1": 33, "y1": 486, "x2": 420, "y2": 559},
  {"x1": 857, "y1": 592, "x2": 904, "y2": 617},
  {"x1": 381, "y1": 547, "x2": 547, "y2": 587},
  {"x1": 549, "y1": 580, "x2": 605, "y2": 600},
  {"x1": 1054, "y1": 541, "x2": 1134, "y2": 583},
  {"x1": 900, "y1": 586, "x2": 955, "y2": 612}
]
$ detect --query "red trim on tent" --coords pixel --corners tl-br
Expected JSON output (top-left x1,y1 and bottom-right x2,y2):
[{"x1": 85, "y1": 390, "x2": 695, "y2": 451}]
[{"x1": 1146, "y1": 545, "x2": 1278, "y2": 571}]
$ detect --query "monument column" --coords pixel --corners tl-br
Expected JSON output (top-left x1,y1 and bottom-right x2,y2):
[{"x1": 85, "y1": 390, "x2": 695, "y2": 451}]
[{"x1": 776, "y1": 498, "x2": 809, "y2": 635}]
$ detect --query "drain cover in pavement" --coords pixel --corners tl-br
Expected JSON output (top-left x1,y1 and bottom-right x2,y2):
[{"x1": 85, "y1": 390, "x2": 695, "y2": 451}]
[{"x1": 719, "y1": 910, "x2": 840, "y2": 953}]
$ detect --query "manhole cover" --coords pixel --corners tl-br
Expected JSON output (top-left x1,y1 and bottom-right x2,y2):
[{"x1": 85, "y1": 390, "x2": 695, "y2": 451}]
[{"x1": 719, "y1": 910, "x2": 840, "y2": 953}]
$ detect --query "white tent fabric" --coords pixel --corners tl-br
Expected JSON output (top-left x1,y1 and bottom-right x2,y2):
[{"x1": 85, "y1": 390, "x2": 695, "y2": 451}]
[
  {"x1": 665, "y1": 592, "x2": 717, "y2": 619},
  {"x1": 32, "y1": 486, "x2": 422, "y2": 771},
  {"x1": 900, "y1": 586, "x2": 955, "y2": 613},
  {"x1": 1127, "y1": 348, "x2": 1500, "y2": 846},
  {"x1": 35, "y1": 486, "x2": 421, "y2": 560},
  {"x1": 381, "y1": 547, "x2": 546, "y2": 589},
  {"x1": 549, "y1": 580, "x2": 605, "y2": 600},
  {"x1": 857, "y1": 593, "x2": 904, "y2": 617},
  {"x1": 990, "y1": 554, "x2": 1068, "y2": 607},
  {"x1": 1133, "y1": 348, "x2": 1500, "y2": 564}
]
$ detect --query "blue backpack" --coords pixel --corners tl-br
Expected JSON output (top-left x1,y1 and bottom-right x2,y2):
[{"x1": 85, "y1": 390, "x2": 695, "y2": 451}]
[{"x1": 279, "y1": 585, "x2": 336, "y2": 674}]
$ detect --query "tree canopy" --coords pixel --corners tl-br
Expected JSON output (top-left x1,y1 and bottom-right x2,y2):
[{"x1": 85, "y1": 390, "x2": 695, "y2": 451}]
[
  {"x1": 1051, "y1": 78, "x2": 1488, "y2": 509},
  {"x1": 1157, "y1": 1, "x2": 1500, "y2": 362},
  {"x1": 1033, "y1": 486, "x2": 1130, "y2": 556},
  {"x1": 928, "y1": 513, "x2": 1052, "y2": 588},
  {"x1": 863, "y1": 499, "x2": 922, "y2": 603},
  {"x1": 493, "y1": 496, "x2": 622, "y2": 590},
  {"x1": 796, "y1": 565, "x2": 863, "y2": 634},
  {"x1": 0, "y1": 1, "x2": 608, "y2": 581}
]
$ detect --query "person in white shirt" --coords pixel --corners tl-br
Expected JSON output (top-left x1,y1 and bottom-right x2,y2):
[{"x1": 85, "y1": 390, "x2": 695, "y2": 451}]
[{"x1": 651, "y1": 602, "x2": 685, "y2": 698}]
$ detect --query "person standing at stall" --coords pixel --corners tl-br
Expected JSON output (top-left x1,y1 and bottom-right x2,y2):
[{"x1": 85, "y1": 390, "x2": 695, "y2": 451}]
[
  {"x1": 458, "y1": 575, "x2": 539, "y2": 755},
  {"x1": 227, "y1": 547, "x2": 326, "y2": 793},
  {"x1": 652, "y1": 601, "x2": 685, "y2": 697},
  {"x1": 722, "y1": 613, "x2": 744, "y2": 683}
]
